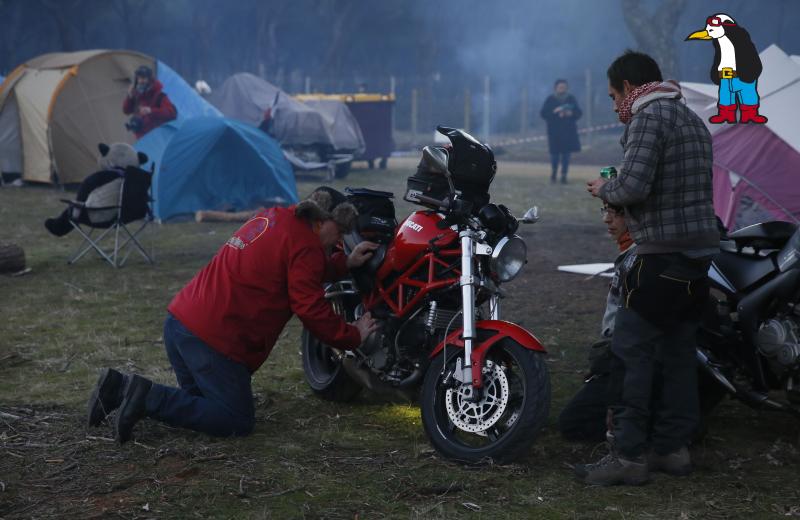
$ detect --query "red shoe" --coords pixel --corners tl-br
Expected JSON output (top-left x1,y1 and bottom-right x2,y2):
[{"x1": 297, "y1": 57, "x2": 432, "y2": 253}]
[
  {"x1": 739, "y1": 104, "x2": 768, "y2": 124},
  {"x1": 709, "y1": 104, "x2": 737, "y2": 124}
]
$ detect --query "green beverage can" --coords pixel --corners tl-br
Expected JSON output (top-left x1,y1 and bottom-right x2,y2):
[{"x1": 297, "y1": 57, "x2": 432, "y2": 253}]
[{"x1": 600, "y1": 166, "x2": 618, "y2": 179}]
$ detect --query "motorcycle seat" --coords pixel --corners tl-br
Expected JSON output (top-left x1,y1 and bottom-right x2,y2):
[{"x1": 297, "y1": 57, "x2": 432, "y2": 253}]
[{"x1": 727, "y1": 221, "x2": 797, "y2": 251}]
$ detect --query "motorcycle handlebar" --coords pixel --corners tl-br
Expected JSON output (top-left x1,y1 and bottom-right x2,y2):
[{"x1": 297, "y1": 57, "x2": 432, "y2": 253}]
[{"x1": 416, "y1": 194, "x2": 450, "y2": 210}]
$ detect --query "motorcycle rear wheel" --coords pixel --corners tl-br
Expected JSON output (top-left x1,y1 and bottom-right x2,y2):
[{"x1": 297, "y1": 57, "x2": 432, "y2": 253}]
[
  {"x1": 301, "y1": 328, "x2": 361, "y2": 402},
  {"x1": 420, "y1": 339, "x2": 550, "y2": 464}
]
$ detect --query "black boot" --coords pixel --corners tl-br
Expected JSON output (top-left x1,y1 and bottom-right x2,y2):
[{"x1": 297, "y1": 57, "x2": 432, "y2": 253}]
[
  {"x1": 114, "y1": 375, "x2": 153, "y2": 444},
  {"x1": 87, "y1": 368, "x2": 127, "y2": 427},
  {"x1": 44, "y1": 212, "x2": 74, "y2": 237}
]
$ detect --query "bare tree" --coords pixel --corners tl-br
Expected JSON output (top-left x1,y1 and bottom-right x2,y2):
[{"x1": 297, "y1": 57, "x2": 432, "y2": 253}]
[
  {"x1": 621, "y1": 0, "x2": 687, "y2": 78},
  {"x1": 40, "y1": 0, "x2": 87, "y2": 52},
  {"x1": 110, "y1": 0, "x2": 153, "y2": 50}
]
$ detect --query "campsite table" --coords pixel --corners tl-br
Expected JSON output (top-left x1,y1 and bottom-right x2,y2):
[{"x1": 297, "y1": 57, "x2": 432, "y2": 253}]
[{"x1": 295, "y1": 93, "x2": 395, "y2": 169}]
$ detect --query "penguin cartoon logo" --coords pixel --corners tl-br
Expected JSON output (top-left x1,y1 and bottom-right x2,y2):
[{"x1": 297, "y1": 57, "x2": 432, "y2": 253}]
[{"x1": 686, "y1": 14, "x2": 767, "y2": 124}]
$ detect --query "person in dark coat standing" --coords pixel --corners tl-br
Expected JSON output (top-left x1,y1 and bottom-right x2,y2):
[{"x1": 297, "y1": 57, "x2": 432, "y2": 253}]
[{"x1": 540, "y1": 79, "x2": 582, "y2": 184}]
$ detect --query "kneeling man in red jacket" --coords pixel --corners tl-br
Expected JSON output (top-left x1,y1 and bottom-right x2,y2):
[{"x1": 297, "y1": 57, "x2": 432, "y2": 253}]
[{"x1": 87, "y1": 187, "x2": 379, "y2": 442}]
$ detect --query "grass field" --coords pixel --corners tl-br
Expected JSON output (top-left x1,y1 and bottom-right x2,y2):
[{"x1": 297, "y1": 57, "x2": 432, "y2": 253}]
[{"x1": 1, "y1": 159, "x2": 799, "y2": 519}]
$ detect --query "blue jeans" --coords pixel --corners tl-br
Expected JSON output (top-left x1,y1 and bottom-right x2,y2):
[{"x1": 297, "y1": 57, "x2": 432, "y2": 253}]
[
  {"x1": 144, "y1": 314, "x2": 255, "y2": 436},
  {"x1": 718, "y1": 78, "x2": 759, "y2": 106}
]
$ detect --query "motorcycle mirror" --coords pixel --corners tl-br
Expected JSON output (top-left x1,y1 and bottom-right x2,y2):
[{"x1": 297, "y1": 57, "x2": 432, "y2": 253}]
[{"x1": 521, "y1": 206, "x2": 540, "y2": 224}]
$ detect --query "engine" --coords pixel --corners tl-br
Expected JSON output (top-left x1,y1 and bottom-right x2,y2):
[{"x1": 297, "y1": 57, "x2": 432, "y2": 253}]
[
  {"x1": 757, "y1": 316, "x2": 800, "y2": 369},
  {"x1": 356, "y1": 301, "x2": 462, "y2": 382}
]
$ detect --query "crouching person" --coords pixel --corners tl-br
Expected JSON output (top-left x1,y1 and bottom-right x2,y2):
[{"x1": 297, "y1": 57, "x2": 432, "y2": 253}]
[
  {"x1": 87, "y1": 187, "x2": 379, "y2": 442},
  {"x1": 558, "y1": 202, "x2": 635, "y2": 442}
]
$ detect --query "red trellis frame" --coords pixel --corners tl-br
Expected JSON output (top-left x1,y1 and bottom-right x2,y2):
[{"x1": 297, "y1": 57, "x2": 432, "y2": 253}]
[{"x1": 370, "y1": 248, "x2": 461, "y2": 317}]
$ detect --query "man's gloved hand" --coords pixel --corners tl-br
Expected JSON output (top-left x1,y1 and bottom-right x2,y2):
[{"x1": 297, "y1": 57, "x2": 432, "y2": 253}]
[
  {"x1": 352, "y1": 311, "x2": 379, "y2": 343},
  {"x1": 346, "y1": 241, "x2": 380, "y2": 269}
]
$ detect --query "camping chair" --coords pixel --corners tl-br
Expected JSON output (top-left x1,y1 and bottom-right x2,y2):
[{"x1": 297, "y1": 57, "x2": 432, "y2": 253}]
[{"x1": 62, "y1": 166, "x2": 155, "y2": 268}]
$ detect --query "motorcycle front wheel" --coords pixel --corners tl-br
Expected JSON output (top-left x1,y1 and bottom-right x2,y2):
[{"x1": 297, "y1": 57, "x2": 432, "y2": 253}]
[
  {"x1": 301, "y1": 328, "x2": 361, "y2": 402},
  {"x1": 420, "y1": 339, "x2": 551, "y2": 464}
]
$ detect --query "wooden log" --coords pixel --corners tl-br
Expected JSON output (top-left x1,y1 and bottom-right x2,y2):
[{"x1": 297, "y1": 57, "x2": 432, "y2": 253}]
[
  {"x1": 0, "y1": 242, "x2": 25, "y2": 273},
  {"x1": 194, "y1": 208, "x2": 264, "y2": 223}
]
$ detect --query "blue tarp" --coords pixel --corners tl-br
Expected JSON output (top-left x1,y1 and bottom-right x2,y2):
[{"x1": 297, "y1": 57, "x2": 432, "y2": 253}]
[
  {"x1": 156, "y1": 61, "x2": 221, "y2": 122},
  {"x1": 150, "y1": 117, "x2": 297, "y2": 221}
]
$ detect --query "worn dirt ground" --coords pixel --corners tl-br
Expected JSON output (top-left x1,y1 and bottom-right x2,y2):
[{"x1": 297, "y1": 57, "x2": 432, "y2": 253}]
[{"x1": 1, "y1": 159, "x2": 799, "y2": 519}]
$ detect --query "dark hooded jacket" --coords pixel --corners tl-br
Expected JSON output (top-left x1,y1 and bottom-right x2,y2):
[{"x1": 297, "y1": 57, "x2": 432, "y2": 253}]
[
  {"x1": 710, "y1": 26, "x2": 763, "y2": 84},
  {"x1": 122, "y1": 79, "x2": 178, "y2": 138}
]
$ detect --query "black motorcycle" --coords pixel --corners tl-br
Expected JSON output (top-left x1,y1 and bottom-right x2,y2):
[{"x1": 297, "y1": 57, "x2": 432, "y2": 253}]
[{"x1": 698, "y1": 221, "x2": 800, "y2": 418}]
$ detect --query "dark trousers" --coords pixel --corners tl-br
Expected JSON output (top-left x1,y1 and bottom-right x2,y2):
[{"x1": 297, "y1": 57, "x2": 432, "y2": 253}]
[
  {"x1": 550, "y1": 152, "x2": 571, "y2": 180},
  {"x1": 144, "y1": 314, "x2": 255, "y2": 436},
  {"x1": 608, "y1": 253, "x2": 710, "y2": 458},
  {"x1": 559, "y1": 374, "x2": 609, "y2": 442}
]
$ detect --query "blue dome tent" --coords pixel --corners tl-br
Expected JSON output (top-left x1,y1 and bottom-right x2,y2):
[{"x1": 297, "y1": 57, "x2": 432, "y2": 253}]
[
  {"x1": 135, "y1": 62, "x2": 222, "y2": 172},
  {"x1": 156, "y1": 61, "x2": 221, "y2": 122},
  {"x1": 150, "y1": 117, "x2": 297, "y2": 221},
  {"x1": 135, "y1": 121, "x2": 179, "y2": 172}
]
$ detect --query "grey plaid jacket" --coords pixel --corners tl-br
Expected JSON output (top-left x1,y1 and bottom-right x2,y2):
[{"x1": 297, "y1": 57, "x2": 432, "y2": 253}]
[{"x1": 599, "y1": 98, "x2": 719, "y2": 254}]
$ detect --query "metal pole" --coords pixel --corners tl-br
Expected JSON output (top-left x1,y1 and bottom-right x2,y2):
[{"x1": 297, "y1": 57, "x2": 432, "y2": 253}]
[
  {"x1": 305, "y1": 76, "x2": 311, "y2": 94},
  {"x1": 520, "y1": 86, "x2": 528, "y2": 134},
  {"x1": 585, "y1": 68, "x2": 593, "y2": 147},
  {"x1": 483, "y1": 76, "x2": 490, "y2": 142},
  {"x1": 390, "y1": 76, "x2": 396, "y2": 134},
  {"x1": 411, "y1": 88, "x2": 418, "y2": 141},
  {"x1": 464, "y1": 88, "x2": 471, "y2": 132}
]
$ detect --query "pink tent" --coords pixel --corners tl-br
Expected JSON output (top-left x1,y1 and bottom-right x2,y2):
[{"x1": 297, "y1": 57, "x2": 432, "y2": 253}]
[
  {"x1": 712, "y1": 125, "x2": 800, "y2": 230},
  {"x1": 683, "y1": 45, "x2": 800, "y2": 230}
]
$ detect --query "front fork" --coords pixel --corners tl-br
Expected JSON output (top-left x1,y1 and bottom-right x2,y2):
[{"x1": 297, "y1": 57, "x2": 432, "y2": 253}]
[{"x1": 457, "y1": 230, "x2": 499, "y2": 393}]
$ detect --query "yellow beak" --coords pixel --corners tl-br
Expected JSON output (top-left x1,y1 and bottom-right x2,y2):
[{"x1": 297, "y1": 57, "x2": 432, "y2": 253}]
[{"x1": 686, "y1": 29, "x2": 711, "y2": 41}]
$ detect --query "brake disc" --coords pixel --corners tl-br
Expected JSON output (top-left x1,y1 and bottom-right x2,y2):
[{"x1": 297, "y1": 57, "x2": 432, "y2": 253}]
[{"x1": 444, "y1": 359, "x2": 509, "y2": 433}]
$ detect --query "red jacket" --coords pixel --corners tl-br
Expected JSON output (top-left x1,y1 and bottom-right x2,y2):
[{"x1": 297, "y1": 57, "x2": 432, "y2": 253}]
[
  {"x1": 122, "y1": 80, "x2": 177, "y2": 138},
  {"x1": 168, "y1": 206, "x2": 361, "y2": 372}
]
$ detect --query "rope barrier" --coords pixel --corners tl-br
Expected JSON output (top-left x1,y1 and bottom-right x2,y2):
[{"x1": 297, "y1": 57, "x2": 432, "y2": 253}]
[{"x1": 492, "y1": 122, "x2": 624, "y2": 147}]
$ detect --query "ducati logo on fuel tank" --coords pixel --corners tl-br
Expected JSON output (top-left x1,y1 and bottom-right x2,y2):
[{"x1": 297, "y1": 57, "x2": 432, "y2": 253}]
[{"x1": 404, "y1": 220, "x2": 423, "y2": 232}]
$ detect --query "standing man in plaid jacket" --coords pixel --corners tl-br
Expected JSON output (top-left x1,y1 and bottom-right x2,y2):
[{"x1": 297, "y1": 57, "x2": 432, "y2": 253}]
[{"x1": 577, "y1": 51, "x2": 719, "y2": 486}]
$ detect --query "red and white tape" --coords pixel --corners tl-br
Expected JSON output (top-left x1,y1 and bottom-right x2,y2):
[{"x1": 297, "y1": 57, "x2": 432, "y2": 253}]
[{"x1": 492, "y1": 122, "x2": 624, "y2": 147}]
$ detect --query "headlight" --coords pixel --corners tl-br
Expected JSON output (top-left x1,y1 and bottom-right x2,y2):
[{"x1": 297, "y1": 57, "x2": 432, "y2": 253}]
[{"x1": 490, "y1": 236, "x2": 527, "y2": 282}]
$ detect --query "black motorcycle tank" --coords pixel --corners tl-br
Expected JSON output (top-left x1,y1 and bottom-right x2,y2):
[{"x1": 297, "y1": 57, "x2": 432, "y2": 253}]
[{"x1": 712, "y1": 251, "x2": 779, "y2": 292}]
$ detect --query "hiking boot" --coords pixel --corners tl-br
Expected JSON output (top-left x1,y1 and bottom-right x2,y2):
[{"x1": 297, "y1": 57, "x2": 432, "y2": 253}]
[
  {"x1": 647, "y1": 446, "x2": 692, "y2": 476},
  {"x1": 87, "y1": 368, "x2": 127, "y2": 427},
  {"x1": 114, "y1": 374, "x2": 152, "y2": 444},
  {"x1": 574, "y1": 452, "x2": 649, "y2": 486}
]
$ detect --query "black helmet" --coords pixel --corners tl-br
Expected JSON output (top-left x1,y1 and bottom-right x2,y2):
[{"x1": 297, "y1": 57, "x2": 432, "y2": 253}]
[
  {"x1": 134, "y1": 65, "x2": 153, "y2": 79},
  {"x1": 437, "y1": 126, "x2": 495, "y2": 206}
]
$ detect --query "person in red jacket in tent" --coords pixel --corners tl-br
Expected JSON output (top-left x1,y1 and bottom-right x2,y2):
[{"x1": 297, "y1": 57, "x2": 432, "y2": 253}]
[
  {"x1": 87, "y1": 187, "x2": 379, "y2": 442},
  {"x1": 122, "y1": 65, "x2": 177, "y2": 138}
]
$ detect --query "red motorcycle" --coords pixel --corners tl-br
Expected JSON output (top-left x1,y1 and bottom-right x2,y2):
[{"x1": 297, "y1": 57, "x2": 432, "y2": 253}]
[{"x1": 301, "y1": 127, "x2": 550, "y2": 463}]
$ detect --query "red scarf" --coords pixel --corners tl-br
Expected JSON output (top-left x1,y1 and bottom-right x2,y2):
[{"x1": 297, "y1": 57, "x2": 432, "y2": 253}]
[
  {"x1": 617, "y1": 231, "x2": 634, "y2": 252},
  {"x1": 617, "y1": 81, "x2": 662, "y2": 124}
]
